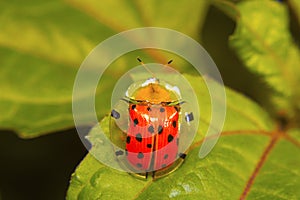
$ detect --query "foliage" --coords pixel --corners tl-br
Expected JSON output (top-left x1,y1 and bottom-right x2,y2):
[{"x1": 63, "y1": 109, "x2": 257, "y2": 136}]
[{"x1": 1, "y1": 0, "x2": 300, "y2": 199}]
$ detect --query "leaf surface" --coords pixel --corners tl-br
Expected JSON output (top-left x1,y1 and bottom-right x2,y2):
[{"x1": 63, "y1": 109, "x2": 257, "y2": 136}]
[
  {"x1": 66, "y1": 75, "x2": 300, "y2": 200},
  {"x1": 0, "y1": 0, "x2": 209, "y2": 137},
  {"x1": 222, "y1": 0, "x2": 300, "y2": 117}
]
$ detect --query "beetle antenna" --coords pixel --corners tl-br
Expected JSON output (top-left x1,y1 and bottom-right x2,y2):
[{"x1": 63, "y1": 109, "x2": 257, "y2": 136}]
[{"x1": 137, "y1": 57, "x2": 156, "y2": 78}]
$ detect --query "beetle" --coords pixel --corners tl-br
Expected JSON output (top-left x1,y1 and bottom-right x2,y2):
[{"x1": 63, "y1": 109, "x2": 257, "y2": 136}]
[{"x1": 110, "y1": 58, "x2": 195, "y2": 179}]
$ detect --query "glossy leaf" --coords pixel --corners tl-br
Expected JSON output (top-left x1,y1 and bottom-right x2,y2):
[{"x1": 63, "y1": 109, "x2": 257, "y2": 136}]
[
  {"x1": 222, "y1": 0, "x2": 300, "y2": 117},
  {"x1": 0, "y1": 0, "x2": 210, "y2": 138},
  {"x1": 67, "y1": 75, "x2": 300, "y2": 199}
]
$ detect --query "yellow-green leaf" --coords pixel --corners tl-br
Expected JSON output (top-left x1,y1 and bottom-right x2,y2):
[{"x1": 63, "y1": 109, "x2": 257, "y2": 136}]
[
  {"x1": 221, "y1": 0, "x2": 300, "y2": 117},
  {"x1": 0, "y1": 0, "x2": 210, "y2": 138},
  {"x1": 65, "y1": 75, "x2": 300, "y2": 200}
]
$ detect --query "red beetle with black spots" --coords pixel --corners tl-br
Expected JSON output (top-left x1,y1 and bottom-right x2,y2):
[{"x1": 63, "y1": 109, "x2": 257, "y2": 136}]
[{"x1": 110, "y1": 59, "x2": 195, "y2": 179}]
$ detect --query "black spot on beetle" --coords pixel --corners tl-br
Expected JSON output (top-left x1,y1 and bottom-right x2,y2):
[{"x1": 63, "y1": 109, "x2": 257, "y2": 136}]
[
  {"x1": 148, "y1": 125, "x2": 154, "y2": 134},
  {"x1": 172, "y1": 121, "x2": 177, "y2": 128},
  {"x1": 147, "y1": 144, "x2": 152, "y2": 148},
  {"x1": 161, "y1": 164, "x2": 167, "y2": 168},
  {"x1": 136, "y1": 163, "x2": 142, "y2": 168},
  {"x1": 133, "y1": 118, "x2": 139, "y2": 126},
  {"x1": 126, "y1": 136, "x2": 131, "y2": 144},
  {"x1": 136, "y1": 133, "x2": 142, "y2": 142},
  {"x1": 131, "y1": 104, "x2": 136, "y2": 110},
  {"x1": 168, "y1": 134, "x2": 174, "y2": 143},
  {"x1": 160, "y1": 107, "x2": 165, "y2": 112},
  {"x1": 137, "y1": 152, "x2": 144, "y2": 159},
  {"x1": 164, "y1": 154, "x2": 168, "y2": 159},
  {"x1": 158, "y1": 125, "x2": 163, "y2": 134}
]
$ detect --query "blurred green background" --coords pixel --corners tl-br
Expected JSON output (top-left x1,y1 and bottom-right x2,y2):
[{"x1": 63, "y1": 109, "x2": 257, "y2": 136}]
[{"x1": 0, "y1": 0, "x2": 299, "y2": 199}]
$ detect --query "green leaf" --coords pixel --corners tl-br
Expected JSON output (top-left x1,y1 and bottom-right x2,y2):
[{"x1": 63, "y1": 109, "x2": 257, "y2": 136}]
[
  {"x1": 288, "y1": 128, "x2": 300, "y2": 144},
  {"x1": 246, "y1": 132, "x2": 300, "y2": 199},
  {"x1": 222, "y1": 0, "x2": 300, "y2": 117},
  {"x1": 67, "y1": 75, "x2": 300, "y2": 200},
  {"x1": 0, "y1": 0, "x2": 210, "y2": 138}
]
